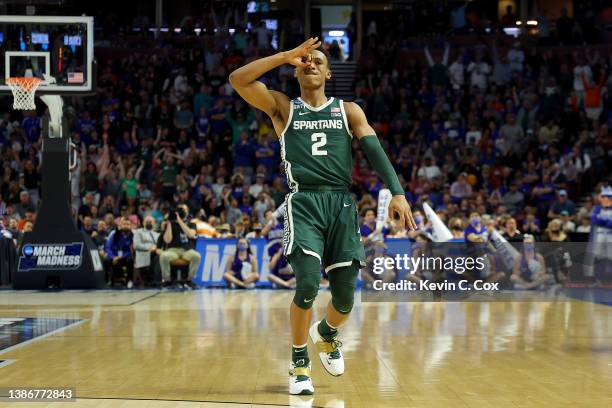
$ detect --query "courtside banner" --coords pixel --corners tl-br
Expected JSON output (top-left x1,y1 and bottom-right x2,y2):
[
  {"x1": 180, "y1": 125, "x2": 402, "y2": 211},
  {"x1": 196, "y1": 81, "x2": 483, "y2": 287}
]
[{"x1": 195, "y1": 238, "x2": 276, "y2": 285}]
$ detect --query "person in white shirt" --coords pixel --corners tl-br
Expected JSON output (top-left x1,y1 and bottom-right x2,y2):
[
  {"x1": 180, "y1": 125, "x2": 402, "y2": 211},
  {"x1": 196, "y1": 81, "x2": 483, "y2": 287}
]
[
  {"x1": 467, "y1": 53, "x2": 490, "y2": 91},
  {"x1": 560, "y1": 210, "x2": 576, "y2": 233},
  {"x1": 133, "y1": 216, "x2": 160, "y2": 287},
  {"x1": 576, "y1": 216, "x2": 591, "y2": 233},
  {"x1": 573, "y1": 56, "x2": 592, "y2": 106},
  {"x1": 173, "y1": 68, "x2": 189, "y2": 99},
  {"x1": 249, "y1": 173, "x2": 266, "y2": 198},
  {"x1": 449, "y1": 55, "x2": 465, "y2": 90},
  {"x1": 465, "y1": 123, "x2": 482, "y2": 145},
  {"x1": 417, "y1": 157, "x2": 441, "y2": 180}
]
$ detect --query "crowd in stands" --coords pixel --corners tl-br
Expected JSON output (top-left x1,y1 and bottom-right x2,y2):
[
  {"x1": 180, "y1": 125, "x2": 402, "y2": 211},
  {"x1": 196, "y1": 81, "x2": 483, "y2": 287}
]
[
  {"x1": 0, "y1": 7, "x2": 611, "y2": 289},
  {"x1": 365, "y1": 1, "x2": 611, "y2": 46}
]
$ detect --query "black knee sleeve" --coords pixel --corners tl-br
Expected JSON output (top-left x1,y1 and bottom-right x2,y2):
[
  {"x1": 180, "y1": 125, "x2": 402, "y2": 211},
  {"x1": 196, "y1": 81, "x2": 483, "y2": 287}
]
[
  {"x1": 289, "y1": 249, "x2": 321, "y2": 309},
  {"x1": 328, "y1": 261, "x2": 360, "y2": 314}
]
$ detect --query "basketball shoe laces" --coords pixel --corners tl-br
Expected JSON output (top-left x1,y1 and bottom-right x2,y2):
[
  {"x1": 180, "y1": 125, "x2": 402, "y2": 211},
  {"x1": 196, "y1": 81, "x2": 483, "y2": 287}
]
[
  {"x1": 327, "y1": 339, "x2": 342, "y2": 359},
  {"x1": 291, "y1": 361, "x2": 311, "y2": 383}
]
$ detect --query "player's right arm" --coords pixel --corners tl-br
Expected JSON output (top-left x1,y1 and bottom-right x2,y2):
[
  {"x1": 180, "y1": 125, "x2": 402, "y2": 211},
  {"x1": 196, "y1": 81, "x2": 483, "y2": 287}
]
[{"x1": 229, "y1": 37, "x2": 321, "y2": 119}]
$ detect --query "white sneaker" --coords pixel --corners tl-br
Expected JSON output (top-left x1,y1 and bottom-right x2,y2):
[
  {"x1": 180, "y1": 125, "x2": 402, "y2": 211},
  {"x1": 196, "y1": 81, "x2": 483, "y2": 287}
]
[
  {"x1": 309, "y1": 320, "x2": 344, "y2": 376},
  {"x1": 289, "y1": 362, "x2": 314, "y2": 395},
  {"x1": 246, "y1": 282, "x2": 255, "y2": 289},
  {"x1": 127, "y1": 280, "x2": 133, "y2": 289}
]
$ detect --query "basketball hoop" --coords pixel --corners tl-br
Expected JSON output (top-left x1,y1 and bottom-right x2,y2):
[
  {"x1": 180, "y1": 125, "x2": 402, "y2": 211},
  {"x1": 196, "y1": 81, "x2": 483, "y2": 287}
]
[{"x1": 6, "y1": 77, "x2": 44, "y2": 110}]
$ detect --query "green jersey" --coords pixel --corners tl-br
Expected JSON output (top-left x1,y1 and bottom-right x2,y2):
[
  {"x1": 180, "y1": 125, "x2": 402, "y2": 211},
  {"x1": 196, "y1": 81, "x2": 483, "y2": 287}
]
[{"x1": 280, "y1": 97, "x2": 353, "y2": 191}]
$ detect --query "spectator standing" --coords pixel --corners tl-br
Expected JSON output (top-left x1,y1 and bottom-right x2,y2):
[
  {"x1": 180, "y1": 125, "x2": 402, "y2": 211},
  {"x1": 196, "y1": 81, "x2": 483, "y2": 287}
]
[{"x1": 467, "y1": 53, "x2": 490, "y2": 91}]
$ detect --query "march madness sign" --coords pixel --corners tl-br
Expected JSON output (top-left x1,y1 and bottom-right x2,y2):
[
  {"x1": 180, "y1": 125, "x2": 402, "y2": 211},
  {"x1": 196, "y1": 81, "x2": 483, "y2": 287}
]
[{"x1": 18, "y1": 243, "x2": 83, "y2": 271}]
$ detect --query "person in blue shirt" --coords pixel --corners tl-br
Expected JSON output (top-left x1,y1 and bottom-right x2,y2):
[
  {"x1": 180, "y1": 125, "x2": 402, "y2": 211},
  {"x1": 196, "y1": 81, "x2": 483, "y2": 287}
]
[
  {"x1": 255, "y1": 135, "x2": 278, "y2": 171},
  {"x1": 77, "y1": 110, "x2": 96, "y2": 136},
  {"x1": 463, "y1": 212, "x2": 504, "y2": 284},
  {"x1": 464, "y1": 212, "x2": 487, "y2": 243},
  {"x1": 105, "y1": 217, "x2": 135, "y2": 288},
  {"x1": 360, "y1": 208, "x2": 383, "y2": 247},
  {"x1": 233, "y1": 131, "x2": 255, "y2": 174}
]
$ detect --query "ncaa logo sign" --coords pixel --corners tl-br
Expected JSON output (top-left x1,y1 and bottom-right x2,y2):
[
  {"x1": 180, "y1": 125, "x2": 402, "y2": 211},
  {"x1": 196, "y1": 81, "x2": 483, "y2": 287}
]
[
  {"x1": 18, "y1": 243, "x2": 83, "y2": 272},
  {"x1": 23, "y1": 245, "x2": 34, "y2": 256}
]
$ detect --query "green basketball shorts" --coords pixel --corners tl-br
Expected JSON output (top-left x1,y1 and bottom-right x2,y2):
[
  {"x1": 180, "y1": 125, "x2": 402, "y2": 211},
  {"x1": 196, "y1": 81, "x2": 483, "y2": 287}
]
[{"x1": 283, "y1": 187, "x2": 366, "y2": 273}]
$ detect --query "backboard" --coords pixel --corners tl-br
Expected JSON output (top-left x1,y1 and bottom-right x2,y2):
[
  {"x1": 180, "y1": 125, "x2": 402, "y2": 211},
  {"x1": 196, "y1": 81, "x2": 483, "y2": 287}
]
[{"x1": 0, "y1": 15, "x2": 94, "y2": 94}]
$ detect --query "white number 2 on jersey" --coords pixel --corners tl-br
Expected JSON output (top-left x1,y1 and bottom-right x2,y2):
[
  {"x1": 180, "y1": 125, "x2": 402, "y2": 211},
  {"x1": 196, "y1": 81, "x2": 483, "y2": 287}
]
[{"x1": 311, "y1": 132, "x2": 328, "y2": 156}]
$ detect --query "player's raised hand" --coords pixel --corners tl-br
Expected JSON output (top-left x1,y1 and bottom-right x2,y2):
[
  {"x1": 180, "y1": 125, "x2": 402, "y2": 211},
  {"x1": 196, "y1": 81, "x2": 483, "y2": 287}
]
[
  {"x1": 388, "y1": 195, "x2": 417, "y2": 231},
  {"x1": 283, "y1": 37, "x2": 322, "y2": 68}
]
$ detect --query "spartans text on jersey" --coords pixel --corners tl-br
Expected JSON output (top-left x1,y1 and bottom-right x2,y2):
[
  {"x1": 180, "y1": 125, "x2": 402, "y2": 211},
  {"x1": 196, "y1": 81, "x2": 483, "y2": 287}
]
[{"x1": 292, "y1": 119, "x2": 344, "y2": 130}]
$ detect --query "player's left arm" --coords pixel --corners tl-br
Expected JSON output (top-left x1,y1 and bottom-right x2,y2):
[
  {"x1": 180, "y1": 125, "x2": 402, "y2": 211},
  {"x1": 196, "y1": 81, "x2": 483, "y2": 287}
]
[{"x1": 344, "y1": 101, "x2": 417, "y2": 231}]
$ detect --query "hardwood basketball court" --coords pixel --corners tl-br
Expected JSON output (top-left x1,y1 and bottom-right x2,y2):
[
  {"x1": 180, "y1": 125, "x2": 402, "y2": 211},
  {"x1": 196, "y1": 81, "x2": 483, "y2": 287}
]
[{"x1": 0, "y1": 289, "x2": 610, "y2": 407}]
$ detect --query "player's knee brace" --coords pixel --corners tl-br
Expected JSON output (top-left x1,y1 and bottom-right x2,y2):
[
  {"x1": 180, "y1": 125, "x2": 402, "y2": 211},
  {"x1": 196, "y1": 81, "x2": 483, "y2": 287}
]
[
  {"x1": 329, "y1": 261, "x2": 360, "y2": 314},
  {"x1": 289, "y1": 249, "x2": 321, "y2": 310}
]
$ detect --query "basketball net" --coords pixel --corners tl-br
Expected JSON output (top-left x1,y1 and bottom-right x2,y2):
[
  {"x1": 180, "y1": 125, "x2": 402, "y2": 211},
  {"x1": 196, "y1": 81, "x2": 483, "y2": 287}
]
[
  {"x1": 6, "y1": 77, "x2": 43, "y2": 110},
  {"x1": 5, "y1": 71, "x2": 63, "y2": 138}
]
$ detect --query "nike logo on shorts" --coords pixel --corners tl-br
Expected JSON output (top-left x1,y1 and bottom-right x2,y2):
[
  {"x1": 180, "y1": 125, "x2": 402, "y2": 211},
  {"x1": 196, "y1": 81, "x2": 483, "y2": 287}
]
[
  {"x1": 343, "y1": 203, "x2": 351, "y2": 207},
  {"x1": 304, "y1": 298, "x2": 313, "y2": 303}
]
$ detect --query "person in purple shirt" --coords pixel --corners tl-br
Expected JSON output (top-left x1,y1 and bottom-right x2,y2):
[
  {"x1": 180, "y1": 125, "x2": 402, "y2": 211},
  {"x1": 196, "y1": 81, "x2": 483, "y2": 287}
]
[
  {"x1": 239, "y1": 194, "x2": 253, "y2": 217},
  {"x1": 268, "y1": 243, "x2": 296, "y2": 289},
  {"x1": 223, "y1": 238, "x2": 259, "y2": 289},
  {"x1": 230, "y1": 174, "x2": 246, "y2": 201}
]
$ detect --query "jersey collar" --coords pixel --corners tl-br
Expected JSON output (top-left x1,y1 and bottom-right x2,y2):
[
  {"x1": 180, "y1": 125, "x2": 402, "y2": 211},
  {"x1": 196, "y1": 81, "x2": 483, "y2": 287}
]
[{"x1": 297, "y1": 97, "x2": 335, "y2": 112}]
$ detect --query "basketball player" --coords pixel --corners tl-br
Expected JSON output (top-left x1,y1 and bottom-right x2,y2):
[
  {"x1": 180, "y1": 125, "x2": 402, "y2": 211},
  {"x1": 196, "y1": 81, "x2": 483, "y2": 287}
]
[{"x1": 229, "y1": 37, "x2": 416, "y2": 395}]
